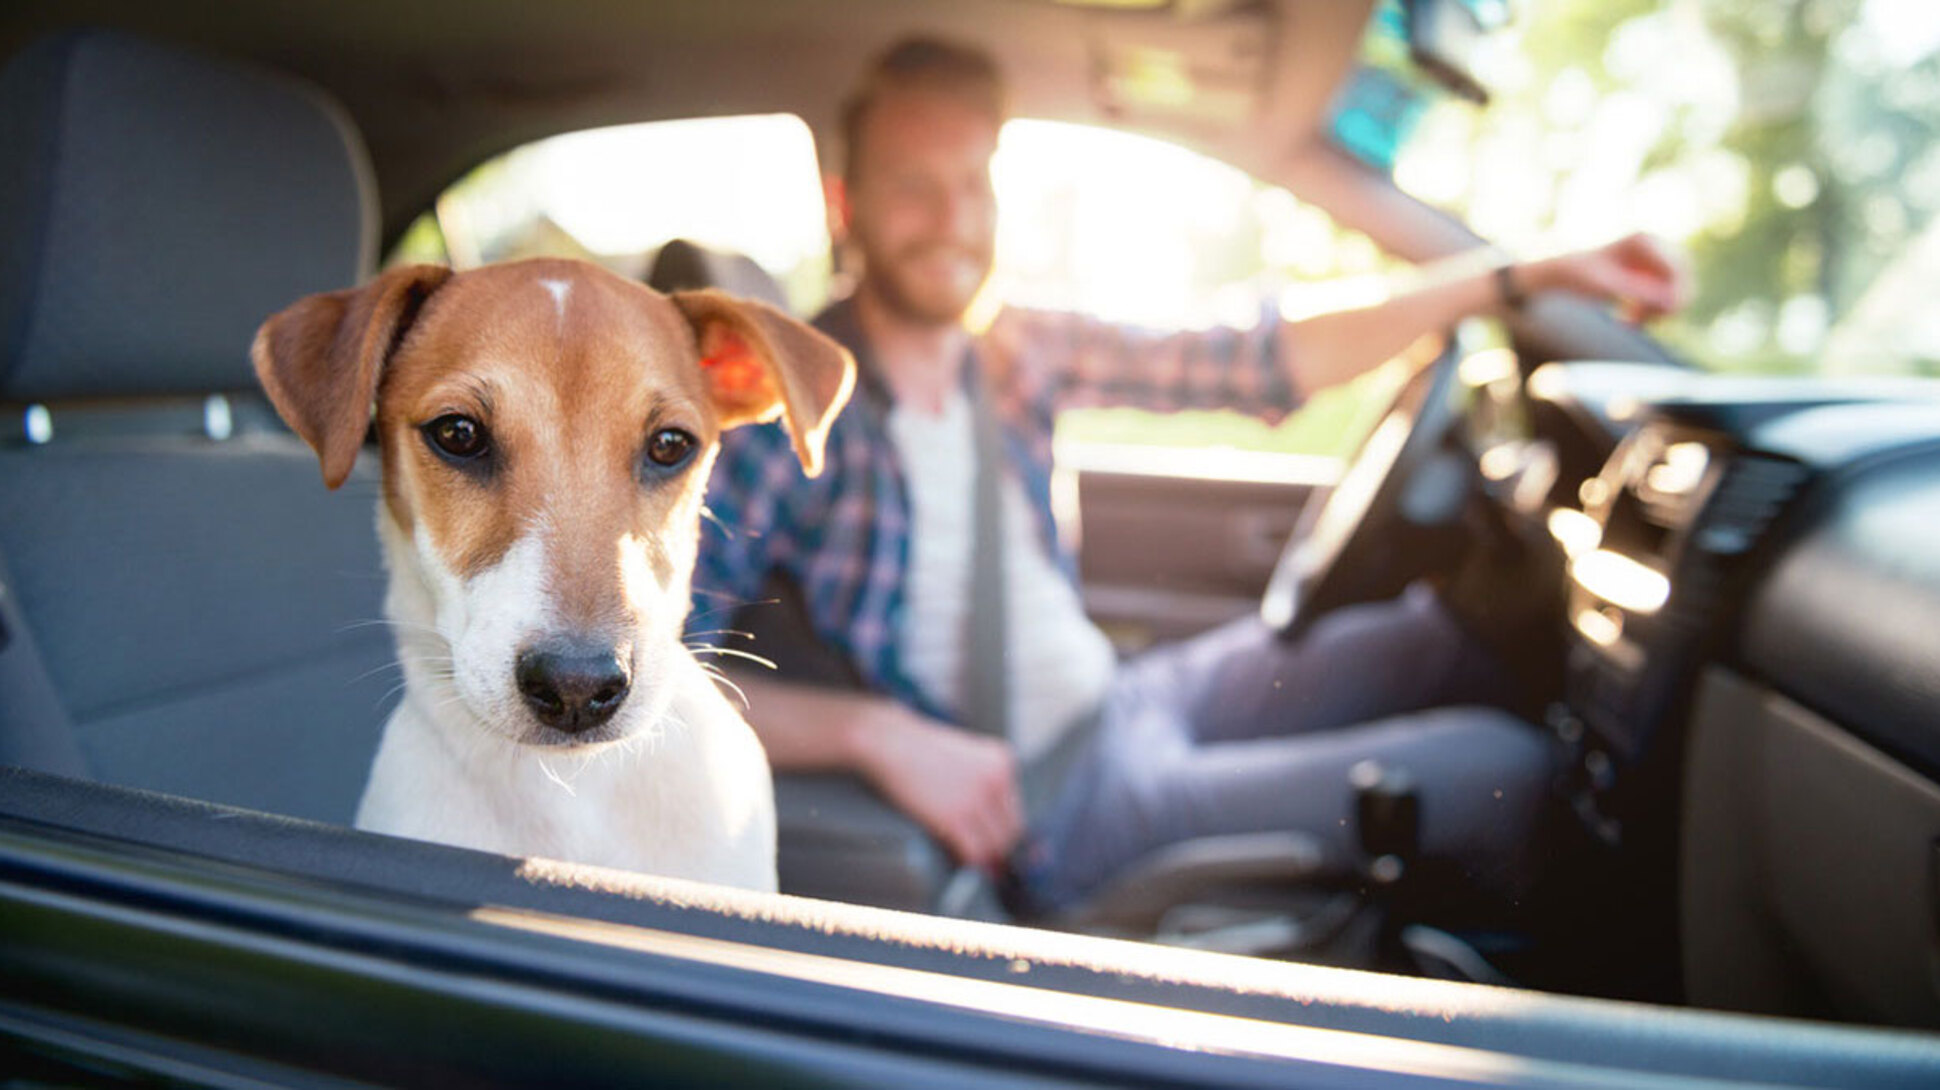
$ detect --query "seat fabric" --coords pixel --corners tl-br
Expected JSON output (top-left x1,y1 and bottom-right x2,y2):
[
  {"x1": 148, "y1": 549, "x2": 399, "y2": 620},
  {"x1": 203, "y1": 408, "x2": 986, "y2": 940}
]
[{"x1": 0, "y1": 30, "x2": 386, "y2": 823}]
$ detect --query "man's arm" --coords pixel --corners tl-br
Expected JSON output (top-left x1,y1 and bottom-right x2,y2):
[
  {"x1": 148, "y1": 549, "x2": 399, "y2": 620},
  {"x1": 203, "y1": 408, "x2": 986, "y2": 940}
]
[
  {"x1": 730, "y1": 672, "x2": 1024, "y2": 869},
  {"x1": 988, "y1": 234, "x2": 1688, "y2": 421},
  {"x1": 1282, "y1": 233, "x2": 1691, "y2": 396}
]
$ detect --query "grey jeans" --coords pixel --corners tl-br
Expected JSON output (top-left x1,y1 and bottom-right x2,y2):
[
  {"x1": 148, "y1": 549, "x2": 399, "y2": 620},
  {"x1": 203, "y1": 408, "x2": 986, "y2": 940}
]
[{"x1": 1024, "y1": 584, "x2": 1558, "y2": 912}]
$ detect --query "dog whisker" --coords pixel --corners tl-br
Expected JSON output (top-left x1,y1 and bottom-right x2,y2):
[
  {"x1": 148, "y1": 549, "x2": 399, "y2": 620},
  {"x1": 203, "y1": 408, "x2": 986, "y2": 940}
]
[
  {"x1": 536, "y1": 756, "x2": 578, "y2": 797},
  {"x1": 616, "y1": 718, "x2": 667, "y2": 762},
  {"x1": 349, "y1": 660, "x2": 412, "y2": 684},
  {"x1": 654, "y1": 715, "x2": 687, "y2": 757},
  {"x1": 696, "y1": 664, "x2": 752, "y2": 710},
  {"x1": 684, "y1": 599, "x2": 737, "y2": 622},
  {"x1": 684, "y1": 597, "x2": 778, "y2": 627},
  {"x1": 685, "y1": 645, "x2": 778, "y2": 671},
  {"x1": 338, "y1": 617, "x2": 448, "y2": 638},
  {"x1": 396, "y1": 654, "x2": 456, "y2": 672},
  {"x1": 422, "y1": 691, "x2": 471, "y2": 719}
]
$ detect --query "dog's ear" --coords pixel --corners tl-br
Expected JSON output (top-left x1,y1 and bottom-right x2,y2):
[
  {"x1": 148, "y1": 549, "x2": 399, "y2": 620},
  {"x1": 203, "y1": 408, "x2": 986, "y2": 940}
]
[
  {"x1": 251, "y1": 264, "x2": 453, "y2": 489},
  {"x1": 671, "y1": 290, "x2": 856, "y2": 477}
]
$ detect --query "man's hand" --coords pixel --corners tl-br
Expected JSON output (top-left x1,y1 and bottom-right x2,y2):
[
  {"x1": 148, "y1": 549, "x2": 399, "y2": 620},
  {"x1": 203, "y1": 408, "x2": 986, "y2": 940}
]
[
  {"x1": 724, "y1": 674, "x2": 1025, "y2": 869},
  {"x1": 857, "y1": 704, "x2": 1023, "y2": 870},
  {"x1": 1522, "y1": 232, "x2": 1693, "y2": 323}
]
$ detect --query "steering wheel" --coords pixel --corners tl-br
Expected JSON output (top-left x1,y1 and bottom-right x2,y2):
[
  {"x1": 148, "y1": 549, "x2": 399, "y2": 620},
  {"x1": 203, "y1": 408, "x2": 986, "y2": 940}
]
[{"x1": 1261, "y1": 337, "x2": 1474, "y2": 641}]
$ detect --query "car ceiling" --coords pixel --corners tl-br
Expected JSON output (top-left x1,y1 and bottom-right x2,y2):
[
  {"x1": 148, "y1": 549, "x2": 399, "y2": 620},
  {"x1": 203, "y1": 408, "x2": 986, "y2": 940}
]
[{"x1": 1, "y1": 0, "x2": 1375, "y2": 244}]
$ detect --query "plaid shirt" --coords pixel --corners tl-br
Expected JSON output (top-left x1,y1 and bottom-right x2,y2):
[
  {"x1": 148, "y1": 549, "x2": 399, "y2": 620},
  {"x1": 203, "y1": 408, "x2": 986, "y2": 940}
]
[{"x1": 691, "y1": 296, "x2": 1302, "y2": 723}]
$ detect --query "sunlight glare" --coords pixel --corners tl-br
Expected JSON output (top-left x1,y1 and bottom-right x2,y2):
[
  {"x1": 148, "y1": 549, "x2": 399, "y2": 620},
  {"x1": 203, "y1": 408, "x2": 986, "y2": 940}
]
[
  {"x1": 1862, "y1": 0, "x2": 1940, "y2": 68},
  {"x1": 530, "y1": 115, "x2": 828, "y2": 275},
  {"x1": 993, "y1": 120, "x2": 1256, "y2": 329}
]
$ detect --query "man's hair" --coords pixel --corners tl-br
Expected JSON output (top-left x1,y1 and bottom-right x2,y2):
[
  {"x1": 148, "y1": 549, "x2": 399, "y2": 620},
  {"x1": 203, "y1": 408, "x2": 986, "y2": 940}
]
[{"x1": 840, "y1": 36, "x2": 1008, "y2": 181}]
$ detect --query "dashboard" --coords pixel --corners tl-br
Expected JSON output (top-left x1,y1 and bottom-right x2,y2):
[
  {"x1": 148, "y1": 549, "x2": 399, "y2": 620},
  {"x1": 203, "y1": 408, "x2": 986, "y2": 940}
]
[{"x1": 1494, "y1": 359, "x2": 1940, "y2": 1025}]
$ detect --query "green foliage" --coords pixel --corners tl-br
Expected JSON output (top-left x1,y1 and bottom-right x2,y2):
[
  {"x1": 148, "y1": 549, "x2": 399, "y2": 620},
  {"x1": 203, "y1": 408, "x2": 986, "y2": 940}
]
[
  {"x1": 388, "y1": 212, "x2": 451, "y2": 268},
  {"x1": 1430, "y1": 0, "x2": 1934, "y2": 376}
]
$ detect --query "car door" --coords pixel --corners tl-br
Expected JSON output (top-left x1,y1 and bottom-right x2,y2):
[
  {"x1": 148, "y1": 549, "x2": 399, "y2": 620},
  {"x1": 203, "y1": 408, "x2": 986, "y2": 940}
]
[{"x1": 1071, "y1": 447, "x2": 1326, "y2": 649}]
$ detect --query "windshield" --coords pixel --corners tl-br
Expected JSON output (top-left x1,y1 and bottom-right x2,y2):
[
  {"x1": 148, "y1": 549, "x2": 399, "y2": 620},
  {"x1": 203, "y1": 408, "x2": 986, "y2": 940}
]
[{"x1": 1392, "y1": 0, "x2": 1940, "y2": 378}]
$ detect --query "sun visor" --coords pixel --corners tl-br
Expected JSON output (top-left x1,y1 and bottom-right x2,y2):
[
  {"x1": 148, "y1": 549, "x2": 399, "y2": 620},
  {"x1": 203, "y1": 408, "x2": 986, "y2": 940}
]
[{"x1": 1087, "y1": 5, "x2": 1275, "y2": 136}]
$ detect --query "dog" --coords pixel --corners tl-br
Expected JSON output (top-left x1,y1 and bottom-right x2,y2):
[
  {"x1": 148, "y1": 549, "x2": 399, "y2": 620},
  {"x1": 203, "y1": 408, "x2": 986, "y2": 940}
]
[{"x1": 250, "y1": 258, "x2": 854, "y2": 891}]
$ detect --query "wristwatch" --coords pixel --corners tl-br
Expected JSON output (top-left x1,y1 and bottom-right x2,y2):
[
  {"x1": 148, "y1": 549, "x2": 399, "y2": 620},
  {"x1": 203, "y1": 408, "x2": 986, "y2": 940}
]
[{"x1": 1494, "y1": 262, "x2": 1529, "y2": 311}]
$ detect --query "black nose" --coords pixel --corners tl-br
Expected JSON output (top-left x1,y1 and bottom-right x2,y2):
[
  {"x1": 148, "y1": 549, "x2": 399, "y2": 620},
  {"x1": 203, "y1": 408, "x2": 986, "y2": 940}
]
[{"x1": 515, "y1": 643, "x2": 631, "y2": 734}]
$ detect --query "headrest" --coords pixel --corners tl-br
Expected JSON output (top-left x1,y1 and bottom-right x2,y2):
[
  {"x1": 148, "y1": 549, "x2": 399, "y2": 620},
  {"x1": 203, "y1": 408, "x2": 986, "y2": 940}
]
[
  {"x1": 0, "y1": 31, "x2": 377, "y2": 401},
  {"x1": 646, "y1": 239, "x2": 792, "y2": 313}
]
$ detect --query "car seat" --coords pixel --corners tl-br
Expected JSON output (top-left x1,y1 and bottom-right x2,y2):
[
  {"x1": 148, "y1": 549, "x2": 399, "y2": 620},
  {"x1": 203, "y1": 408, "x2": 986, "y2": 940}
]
[
  {"x1": 645, "y1": 238, "x2": 792, "y2": 312},
  {"x1": 0, "y1": 30, "x2": 394, "y2": 823}
]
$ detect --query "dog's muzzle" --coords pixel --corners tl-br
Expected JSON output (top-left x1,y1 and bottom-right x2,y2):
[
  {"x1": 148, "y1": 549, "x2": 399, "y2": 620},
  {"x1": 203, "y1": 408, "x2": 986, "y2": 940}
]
[{"x1": 514, "y1": 640, "x2": 631, "y2": 735}]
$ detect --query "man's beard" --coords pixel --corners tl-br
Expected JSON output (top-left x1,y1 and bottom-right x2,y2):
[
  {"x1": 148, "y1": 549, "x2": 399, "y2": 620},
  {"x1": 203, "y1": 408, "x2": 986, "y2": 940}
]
[{"x1": 858, "y1": 239, "x2": 993, "y2": 327}]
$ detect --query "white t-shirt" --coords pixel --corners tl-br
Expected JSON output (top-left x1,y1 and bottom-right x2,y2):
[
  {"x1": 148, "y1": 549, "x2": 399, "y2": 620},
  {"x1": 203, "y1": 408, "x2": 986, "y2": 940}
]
[{"x1": 887, "y1": 389, "x2": 1117, "y2": 761}]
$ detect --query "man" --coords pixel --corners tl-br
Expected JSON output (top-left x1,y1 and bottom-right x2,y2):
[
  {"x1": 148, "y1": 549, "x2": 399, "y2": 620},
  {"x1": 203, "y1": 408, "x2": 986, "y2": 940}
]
[{"x1": 695, "y1": 37, "x2": 1686, "y2": 911}]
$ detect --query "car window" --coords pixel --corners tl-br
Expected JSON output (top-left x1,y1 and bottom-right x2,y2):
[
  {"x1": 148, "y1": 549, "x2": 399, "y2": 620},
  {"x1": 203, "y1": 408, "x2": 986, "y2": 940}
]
[
  {"x1": 1391, "y1": 0, "x2": 1940, "y2": 378},
  {"x1": 390, "y1": 114, "x2": 833, "y2": 315},
  {"x1": 395, "y1": 115, "x2": 1411, "y2": 463}
]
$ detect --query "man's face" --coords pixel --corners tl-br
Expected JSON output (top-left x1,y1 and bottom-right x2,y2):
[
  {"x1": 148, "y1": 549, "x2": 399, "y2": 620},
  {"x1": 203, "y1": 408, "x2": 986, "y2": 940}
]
[{"x1": 844, "y1": 92, "x2": 999, "y2": 327}]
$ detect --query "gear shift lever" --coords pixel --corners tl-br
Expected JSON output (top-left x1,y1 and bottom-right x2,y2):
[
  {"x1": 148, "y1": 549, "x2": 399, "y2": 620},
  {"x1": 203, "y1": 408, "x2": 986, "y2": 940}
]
[
  {"x1": 1347, "y1": 759, "x2": 1516, "y2": 985},
  {"x1": 1350, "y1": 759, "x2": 1420, "y2": 970},
  {"x1": 1352, "y1": 759, "x2": 1419, "y2": 883}
]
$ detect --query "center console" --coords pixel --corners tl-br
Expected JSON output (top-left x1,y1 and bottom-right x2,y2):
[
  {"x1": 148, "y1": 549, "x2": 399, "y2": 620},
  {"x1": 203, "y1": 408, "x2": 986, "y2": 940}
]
[{"x1": 1532, "y1": 375, "x2": 1816, "y2": 844}]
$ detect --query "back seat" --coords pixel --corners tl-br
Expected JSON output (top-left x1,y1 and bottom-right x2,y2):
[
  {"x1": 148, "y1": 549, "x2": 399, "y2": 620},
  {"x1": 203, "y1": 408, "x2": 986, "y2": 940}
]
[{"x1": 0, "y1": 31, "x2": 392, "y2": 822}]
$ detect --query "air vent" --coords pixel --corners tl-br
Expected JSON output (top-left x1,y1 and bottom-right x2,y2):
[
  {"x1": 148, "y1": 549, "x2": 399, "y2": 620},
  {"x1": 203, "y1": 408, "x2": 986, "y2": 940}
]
[{"x1": 1690, "y1": 455, "x2": 1809, "y2": 557}]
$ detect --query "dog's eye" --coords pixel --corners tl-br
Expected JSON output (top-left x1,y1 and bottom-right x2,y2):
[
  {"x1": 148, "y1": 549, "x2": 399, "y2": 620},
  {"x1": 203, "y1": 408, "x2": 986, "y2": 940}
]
[
  {"x1": 424, "y1": 414, "x2": 489, "y2": 460},
  {"x1": 645, "y1": 428, "x2": 697, "y2": 470}
]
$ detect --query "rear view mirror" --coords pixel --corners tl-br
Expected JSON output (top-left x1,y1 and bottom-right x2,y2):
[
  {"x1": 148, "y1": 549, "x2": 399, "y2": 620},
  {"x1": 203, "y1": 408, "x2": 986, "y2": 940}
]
[
  {"x1": 1327, "y1": 0, "x2": 1510, "y2": 173},
  {"x1": 1404, "y1": 0, "x2": 1509, "y2": 105}
]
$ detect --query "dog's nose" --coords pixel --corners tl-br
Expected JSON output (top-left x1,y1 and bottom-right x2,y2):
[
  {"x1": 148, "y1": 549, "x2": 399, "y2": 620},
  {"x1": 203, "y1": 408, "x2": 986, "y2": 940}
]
[{"x1": 515, "y1": 643, "x2": 631, "y2": 734}]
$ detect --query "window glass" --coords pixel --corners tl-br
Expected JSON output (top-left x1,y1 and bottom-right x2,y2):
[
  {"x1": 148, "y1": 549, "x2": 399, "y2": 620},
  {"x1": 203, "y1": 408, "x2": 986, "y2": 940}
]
[
  {"x1": 1393, "y1": 0, "x2": 1940, "y2": 377},
  {"x1": 391, "y1": 115, "x2": 832, "y2": 315}
]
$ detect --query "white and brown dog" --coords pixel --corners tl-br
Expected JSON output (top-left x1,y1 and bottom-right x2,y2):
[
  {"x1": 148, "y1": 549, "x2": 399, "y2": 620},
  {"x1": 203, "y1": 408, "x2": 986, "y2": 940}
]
[{"x1": 251, "y1": 258, "x2": 853, "y2": 892}]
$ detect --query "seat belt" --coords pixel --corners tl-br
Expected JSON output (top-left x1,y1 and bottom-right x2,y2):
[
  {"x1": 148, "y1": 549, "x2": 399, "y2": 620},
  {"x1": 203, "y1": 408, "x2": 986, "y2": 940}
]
[
  {"x1": 962, "y1": 365, "x2": 1100, "y2": 825},
  {"x1": 0, "y1": 544, "x2": 88, "y2": 776},
  {"x1": 962, "y1": 360, "x2": 1011, "y2": 749}
]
